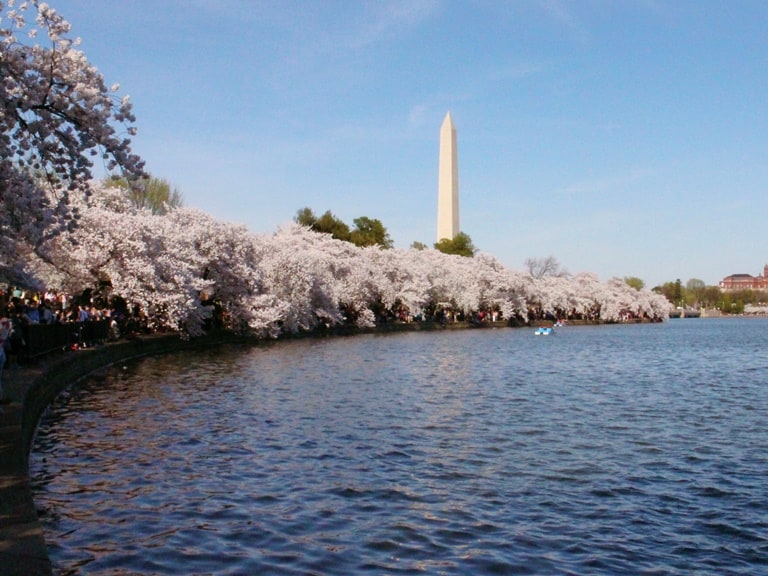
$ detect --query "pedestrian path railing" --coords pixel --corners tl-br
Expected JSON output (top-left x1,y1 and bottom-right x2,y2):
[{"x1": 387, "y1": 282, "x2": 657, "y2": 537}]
[{"x1": 16, "y1": 320, "x2": 111, "y2": 361}]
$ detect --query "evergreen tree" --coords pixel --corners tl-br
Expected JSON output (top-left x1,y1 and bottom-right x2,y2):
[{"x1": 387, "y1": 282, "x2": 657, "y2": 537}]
[
  {"x1": 434, "y1": 232, "x2": 476, "y2": 257},
  {"x1": 350, "y1": 216, "x2": 393, "y2": 249}
]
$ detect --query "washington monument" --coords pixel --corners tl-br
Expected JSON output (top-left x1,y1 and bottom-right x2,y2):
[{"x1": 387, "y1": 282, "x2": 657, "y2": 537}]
[{"x1": 437, "y1": 112, "x2": 459, "y2": 242}]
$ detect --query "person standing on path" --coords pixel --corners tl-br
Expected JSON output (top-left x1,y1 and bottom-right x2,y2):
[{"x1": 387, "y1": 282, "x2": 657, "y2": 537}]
[{"x1": 0, "y1": 297, "x2": 11, "y2": 404}]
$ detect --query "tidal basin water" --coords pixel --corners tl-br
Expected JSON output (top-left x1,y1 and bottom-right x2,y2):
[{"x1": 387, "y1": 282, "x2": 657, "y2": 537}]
[{"x1": 31, "y1": 319, "x2": 768, "y2": 575}]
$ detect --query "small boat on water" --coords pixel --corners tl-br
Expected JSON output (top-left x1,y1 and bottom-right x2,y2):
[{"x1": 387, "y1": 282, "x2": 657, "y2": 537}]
[{"x1": 534, "y1": 326, "x2": 555, "y2": 336}]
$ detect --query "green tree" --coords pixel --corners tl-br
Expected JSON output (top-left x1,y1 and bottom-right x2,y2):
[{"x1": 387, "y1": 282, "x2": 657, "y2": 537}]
[
  {"x1": 727, "y1": 296, "x2": 745, "y2": 314},
  {"x1": 731, "y1": 289, "x2": 760, "y2": 306},
  {"x1": 624, "y1": 276, "x2": 645, "y2": 291},
  {"x1": 295, "y1": 207, "x2": 396, "y2": 247},
  {"x1": 350, "y1": 216, "x2": 393, "y2": 249},
  {"x1": 410, "y1": 241, "x2": 428, "y2": 250},
  {"x1": 655, "y1": 279, "x2": 727, "y2": 309},
  {"x1": 294, "y1": 206, "x2": 317, "y2": 227},
  {"x1": 434, "y1": 232, "x2": 476, "y2": 257},
  {"x1": 314, "y1": 210, "x2": 351, "y2": 241},
  {"x1": 106, "y1": 175, "x2": 182, "y2": 215},
  {"x1": 702, "y1": 286, "x2": 723, "y2": 308},
  {"x1": 654, "y1": 280, "x2": 682, "y2": 305},
  {"x1": 294, "y1": 208, "x2": 351, "y2": 241},
  {"x1": 685, "y1": 278, "x2": 706, "y2": 307},
  {"x1": 654, "y1": 278, "x2": 693, "y2": 307},
  {"x1": 673, "y1": 279, "x2": 683, "y2": 306}
]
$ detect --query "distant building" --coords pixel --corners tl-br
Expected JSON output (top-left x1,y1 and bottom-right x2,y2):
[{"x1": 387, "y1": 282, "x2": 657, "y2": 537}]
[{"x1": 720, "y1": 265, "x2": 768, "y2": 291}]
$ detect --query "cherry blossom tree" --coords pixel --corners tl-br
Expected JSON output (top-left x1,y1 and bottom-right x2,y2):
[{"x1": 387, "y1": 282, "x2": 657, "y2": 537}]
[
  {"x1": 0, "y1": 4, "x2": 674, "y2": 336},
  {"x1": 258, "y1": 224, "x2": 355, "y2": 332},
  {"x1": 0, "y1": 1, "x2": 144, "y2": 282},
  {"x1": 35, "y1": 185, "x2": 670, "y2": 336},
  {"x1": 38, "y1": 183, "x2": 292, "y2": 336}
]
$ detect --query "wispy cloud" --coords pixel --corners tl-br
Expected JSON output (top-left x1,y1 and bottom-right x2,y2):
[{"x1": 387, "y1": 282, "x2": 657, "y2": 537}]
[
  {"x1": 332, "y1": 0, "x2": 440, "y2": 51},
  {"x1": 405, "y1": 86, "x2": 475, "y2": 130},
  {"x1": 487, "y1": 60, "x2": 547, "y2": 82},
  {"x1": 539, "y1": 0, "x2": 590, "y2": 43},
  {"x1": 408, "y1": 104, "x2": 430, "y2": 127},
  {"x1": 557, "y1": 168, "x2": 652, "y2": 197},
  {"x1": 173, "y1": 0, "x2": 439, "y2": 54}
]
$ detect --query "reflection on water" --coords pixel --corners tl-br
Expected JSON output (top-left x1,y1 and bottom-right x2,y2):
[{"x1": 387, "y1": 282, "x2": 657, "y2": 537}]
[{"x1": 31, "y1": 320, "x2": 768, "y2": 575}]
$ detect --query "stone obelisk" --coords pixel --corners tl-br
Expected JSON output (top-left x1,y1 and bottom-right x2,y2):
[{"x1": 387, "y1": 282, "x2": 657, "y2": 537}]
[{"x1": 437, "y1": 112, "x2": 459, "y2": 242}]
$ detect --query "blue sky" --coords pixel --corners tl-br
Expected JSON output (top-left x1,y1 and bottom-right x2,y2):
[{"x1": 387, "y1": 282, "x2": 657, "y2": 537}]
[{"x1": 52, "y1": 1, "x2": 768, "y2": 288}]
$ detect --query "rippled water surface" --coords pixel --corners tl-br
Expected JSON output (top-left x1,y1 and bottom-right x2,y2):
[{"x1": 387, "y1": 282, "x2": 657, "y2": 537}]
[{"x1": 31, "y1": 319, "x2": 768, "y2": 575}]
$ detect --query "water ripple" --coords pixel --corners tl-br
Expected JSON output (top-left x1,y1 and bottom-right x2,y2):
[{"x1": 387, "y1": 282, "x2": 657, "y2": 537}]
[{"x1": 31, "y1": 320, "x2": 768, "y2": 575}]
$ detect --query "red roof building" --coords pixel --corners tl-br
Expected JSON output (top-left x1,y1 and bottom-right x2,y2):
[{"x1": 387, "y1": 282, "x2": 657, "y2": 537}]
[{"x1": 720, "y1": 265, "x2": 768, "y2": 291}]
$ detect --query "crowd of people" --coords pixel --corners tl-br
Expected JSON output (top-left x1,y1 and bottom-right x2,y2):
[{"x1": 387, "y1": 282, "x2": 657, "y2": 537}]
[
  {"x1": 0, "y1": 286, "x2": 136, "y2": 401},
  {"x1": 0, "y1": 288, "x2": 118, "y2": 333}
]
